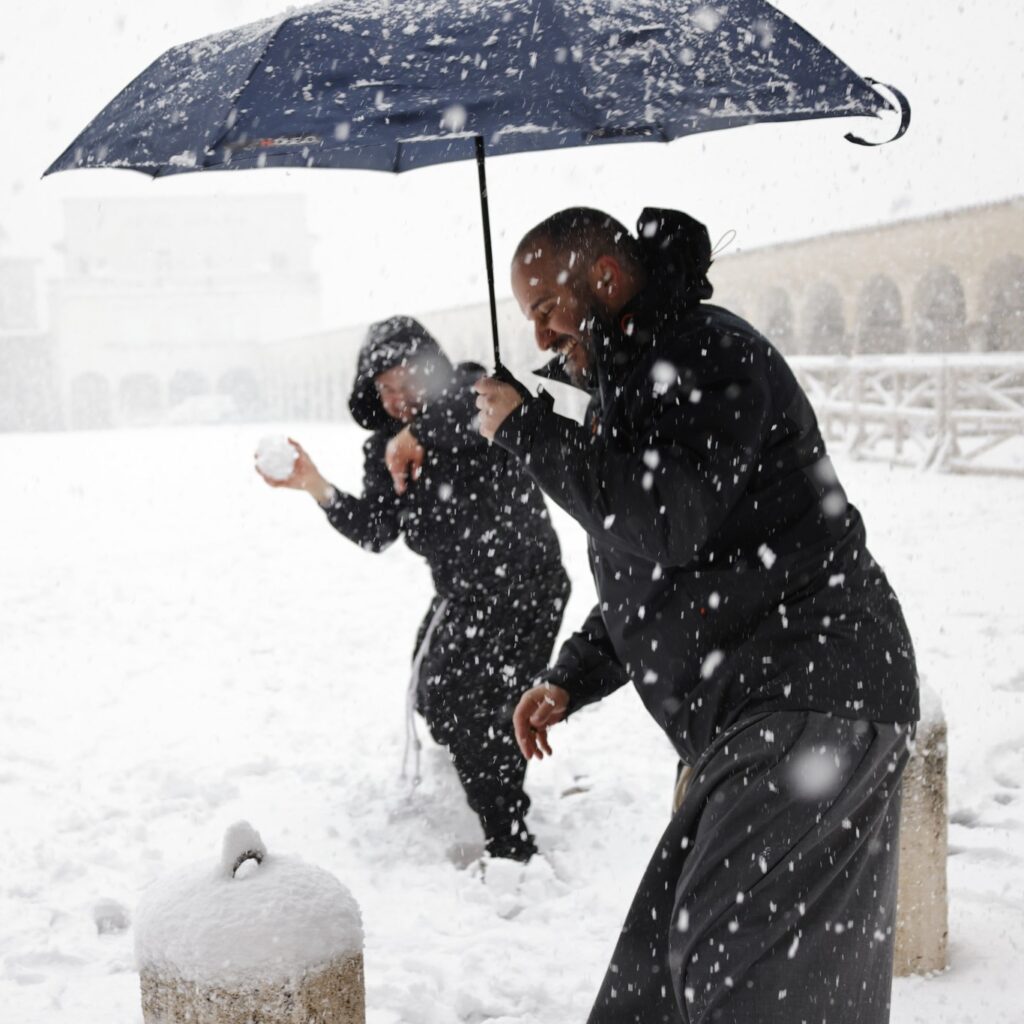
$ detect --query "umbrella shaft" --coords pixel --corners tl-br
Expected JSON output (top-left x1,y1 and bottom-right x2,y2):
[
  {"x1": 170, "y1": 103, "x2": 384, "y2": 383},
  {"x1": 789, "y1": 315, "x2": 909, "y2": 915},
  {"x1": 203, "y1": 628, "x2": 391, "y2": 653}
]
[{"x1": 475, "y1": 136, "x2": 502, "y2": 369}]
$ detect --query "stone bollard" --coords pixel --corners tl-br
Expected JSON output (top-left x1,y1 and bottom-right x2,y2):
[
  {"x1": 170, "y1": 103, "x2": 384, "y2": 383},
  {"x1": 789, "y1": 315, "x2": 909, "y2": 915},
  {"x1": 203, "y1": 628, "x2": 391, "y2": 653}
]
[
  {"x1": 894, "y1": 683, "x2": 949, "y2": 976},
  {"x1": 136, "y1": 822, "x2": 365, "y2": 1024}
]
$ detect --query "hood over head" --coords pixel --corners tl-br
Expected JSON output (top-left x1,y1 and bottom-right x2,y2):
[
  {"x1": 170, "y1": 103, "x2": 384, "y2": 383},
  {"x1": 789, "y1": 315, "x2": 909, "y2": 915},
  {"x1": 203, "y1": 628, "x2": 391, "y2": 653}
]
[
  {"x1": 635, "y1": 207, "x2": 714, "y2": 305},
  {"x1": 349, "y1": 316, "x2": 454, "y2": 430}
]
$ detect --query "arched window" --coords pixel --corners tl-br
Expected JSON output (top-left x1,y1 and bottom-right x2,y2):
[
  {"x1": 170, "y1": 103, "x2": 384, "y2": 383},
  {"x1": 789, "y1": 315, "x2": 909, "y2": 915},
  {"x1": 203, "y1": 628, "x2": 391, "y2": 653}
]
[
  {"x1": 982, "y1": 254, "x2": 1024, "y2": 352},
  {"x1": 217, "y1": 368, "x2": 263, "y2": 420},
  {"x1": 168, "y1": 370, "x2": 211, "y2": 407},
  {"x1": 856, "y1": 274, "x2": 905, "y2": 354},
  {"x1": 70, "y1": 373, "x2": 113, "y2": 429},
  {"x1": 119, "y1": 374, "x2": 162, "y2": 421},
  {"x1": 762, "y1": 288, "x2": 796, "y2": 351},
  {"x1": 911, "y1": 266, "x2": 967, "y2": 353},
  {"x1": 802, "y1": 282, "x2": 846, "y2": 355}
]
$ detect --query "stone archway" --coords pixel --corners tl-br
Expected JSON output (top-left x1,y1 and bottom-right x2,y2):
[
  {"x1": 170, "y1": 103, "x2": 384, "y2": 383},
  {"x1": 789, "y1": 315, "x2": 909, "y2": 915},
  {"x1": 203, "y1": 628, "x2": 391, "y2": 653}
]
[
  {"x1": 217, "y1": 367, "x2": 263, "y2": 420},
  {"x1": 119, "y1": 373, "x2": 163, "y2": 422},
  {"x1": 802, "y1": 282, "x2": 847, "y2": 355},
  {"x1": 70, "y1": 372, "x2": 113, "y2": 429},
  {"x1": 857, "y1": 274, "x2": 905, "y2": 354},
  {"x1": 762, "y1": 288, "x2": 796, "y2": 352},
  {"x1": 912, "y1": 266, "x2": 967, "y2": 353},
  {"x1": 168, "y1": 369, "x2": 211, "y2": 407},
  {"x1": 982, "y1": 254, "x2": 1024, "y2": 351}
]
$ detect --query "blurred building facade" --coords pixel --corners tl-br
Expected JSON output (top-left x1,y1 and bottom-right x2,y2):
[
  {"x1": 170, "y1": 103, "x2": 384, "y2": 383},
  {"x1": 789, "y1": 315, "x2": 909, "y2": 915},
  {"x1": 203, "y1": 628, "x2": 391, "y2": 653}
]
[
  {"x1": 47, "y1": 194, "x2": 321, "y2": 428},
  {"x1": 1, "y1": 195, "x2": 1021, "y2": 433},
  {"x1": 267, "y1": 197, "x2": 1024, "y2": 424},
  {"x1": 0, "y1": 253, "x2": 59, "y2": 430},
  {"x1": 710, "y1": 196, "x2": 1024, "y2": 357}
]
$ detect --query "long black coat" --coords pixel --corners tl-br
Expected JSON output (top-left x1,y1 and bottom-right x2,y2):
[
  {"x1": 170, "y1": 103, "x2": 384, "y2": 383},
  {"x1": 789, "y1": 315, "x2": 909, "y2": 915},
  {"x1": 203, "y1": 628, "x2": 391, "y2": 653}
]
[{"x1": 495, "y1": 290, "x2": 918, "y2": 765}]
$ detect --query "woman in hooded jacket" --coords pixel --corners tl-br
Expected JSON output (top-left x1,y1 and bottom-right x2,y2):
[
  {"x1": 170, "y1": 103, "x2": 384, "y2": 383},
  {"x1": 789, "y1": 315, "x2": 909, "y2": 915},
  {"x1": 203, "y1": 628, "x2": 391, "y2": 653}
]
[{"x1": 258, "y1": 315, "x2": 569, "y2": 863}]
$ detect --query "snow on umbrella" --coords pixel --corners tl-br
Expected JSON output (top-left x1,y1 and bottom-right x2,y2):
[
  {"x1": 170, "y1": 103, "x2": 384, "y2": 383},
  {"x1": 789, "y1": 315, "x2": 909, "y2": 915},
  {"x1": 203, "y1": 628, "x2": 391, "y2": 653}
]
[{"x1": 44, "y1": 0, "x2": 909, "y2": 367}]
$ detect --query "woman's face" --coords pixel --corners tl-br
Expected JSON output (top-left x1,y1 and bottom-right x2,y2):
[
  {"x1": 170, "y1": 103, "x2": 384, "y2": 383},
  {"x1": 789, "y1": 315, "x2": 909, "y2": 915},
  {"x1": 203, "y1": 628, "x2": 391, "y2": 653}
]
[{"x1": 375, "y1": 364, "x2": 425, "y2": 423}]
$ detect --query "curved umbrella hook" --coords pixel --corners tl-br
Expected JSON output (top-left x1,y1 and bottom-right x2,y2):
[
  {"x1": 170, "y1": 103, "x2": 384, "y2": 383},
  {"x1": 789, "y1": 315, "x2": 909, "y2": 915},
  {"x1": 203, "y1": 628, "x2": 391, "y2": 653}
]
[{"x1": 845, "y1": 78, "x2": 911, "y2": 147}]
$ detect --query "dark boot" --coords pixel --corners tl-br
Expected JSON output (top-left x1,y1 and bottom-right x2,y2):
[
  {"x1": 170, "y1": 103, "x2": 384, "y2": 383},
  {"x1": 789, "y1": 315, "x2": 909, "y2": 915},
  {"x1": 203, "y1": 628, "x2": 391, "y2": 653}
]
[{"x1": 485, "y1": 826, "x2": 538, "y2": 863}]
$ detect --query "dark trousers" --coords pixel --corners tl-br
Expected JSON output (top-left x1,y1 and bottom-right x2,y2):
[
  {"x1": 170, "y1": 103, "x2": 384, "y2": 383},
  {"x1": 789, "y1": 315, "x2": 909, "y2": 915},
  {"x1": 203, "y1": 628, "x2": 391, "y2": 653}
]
[
  {"x1": 588, "y1": 711, "x2": 912, "y2": 1024},
  {"x1": 415, "y1": 566, "x2": 570, "y2": 857}
]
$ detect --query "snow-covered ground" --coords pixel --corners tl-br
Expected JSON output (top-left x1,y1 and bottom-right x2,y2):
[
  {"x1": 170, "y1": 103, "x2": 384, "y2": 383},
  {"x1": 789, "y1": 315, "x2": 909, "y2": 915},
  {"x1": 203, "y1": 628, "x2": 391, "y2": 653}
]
[{"x1": 2, "y1": 424, "x2": 1023, "y2": 1023}]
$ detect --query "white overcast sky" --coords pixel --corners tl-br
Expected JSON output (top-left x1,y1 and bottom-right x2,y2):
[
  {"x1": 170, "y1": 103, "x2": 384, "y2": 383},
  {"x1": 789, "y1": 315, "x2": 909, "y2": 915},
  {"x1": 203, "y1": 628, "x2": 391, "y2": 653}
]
[{"x1": 1, "y1": 0, "x2": 1022, "y2": 326}]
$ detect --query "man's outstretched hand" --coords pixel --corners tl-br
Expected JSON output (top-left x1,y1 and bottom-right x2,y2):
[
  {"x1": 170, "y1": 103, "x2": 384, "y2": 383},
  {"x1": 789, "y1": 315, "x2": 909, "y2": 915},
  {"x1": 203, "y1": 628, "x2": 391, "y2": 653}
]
[
  {"x1": 474, "y1": 376, "x2": 524, "y2": 441},
  {"x1": 385, "y1": 425, "x2": 425, "y2": 495},
  {"x1": 513, "y1": 682, "x2": 570, "y2": 760}
]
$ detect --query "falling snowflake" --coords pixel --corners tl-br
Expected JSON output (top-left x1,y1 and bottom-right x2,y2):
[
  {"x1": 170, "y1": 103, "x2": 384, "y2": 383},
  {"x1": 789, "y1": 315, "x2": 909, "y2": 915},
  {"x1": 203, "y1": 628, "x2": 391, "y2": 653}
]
[{"x1": 701, "y1": 650, "x2": 725, "y2": 679}]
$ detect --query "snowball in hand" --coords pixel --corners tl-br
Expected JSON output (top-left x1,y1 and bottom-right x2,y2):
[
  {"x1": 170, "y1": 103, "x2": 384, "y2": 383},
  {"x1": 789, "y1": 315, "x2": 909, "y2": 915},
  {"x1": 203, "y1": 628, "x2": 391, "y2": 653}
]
[{"x1": 256, "y1": 435, "x2": 298, "y2": 481}]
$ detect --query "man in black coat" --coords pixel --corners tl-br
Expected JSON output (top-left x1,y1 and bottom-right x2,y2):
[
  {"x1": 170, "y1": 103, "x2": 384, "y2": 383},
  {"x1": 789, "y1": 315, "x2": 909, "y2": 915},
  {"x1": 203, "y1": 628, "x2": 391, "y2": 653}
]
[
  {"x1": 261, "y1": 316, "x2": 569, "y2": 862},
  {"x1": 475, "y1": 209, "x2": 919, "y2": 1021}
]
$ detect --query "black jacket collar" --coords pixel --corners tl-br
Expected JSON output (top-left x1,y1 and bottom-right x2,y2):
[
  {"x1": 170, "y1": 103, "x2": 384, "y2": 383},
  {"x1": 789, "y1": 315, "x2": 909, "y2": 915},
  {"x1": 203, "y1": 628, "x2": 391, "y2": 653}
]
[{"x1": 595, "y1": 286, "x2": 705, "y2": 408}]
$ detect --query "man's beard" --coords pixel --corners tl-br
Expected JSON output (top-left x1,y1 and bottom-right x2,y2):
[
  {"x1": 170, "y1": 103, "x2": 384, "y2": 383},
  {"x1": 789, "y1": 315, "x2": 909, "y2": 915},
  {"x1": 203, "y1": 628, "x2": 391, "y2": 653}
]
[
  {"x1": 559, "y1": 304, "x2": 602, "y2": 391},
  {"x1": 560, "y1": 337, "x2": 596, "y2": 390}
]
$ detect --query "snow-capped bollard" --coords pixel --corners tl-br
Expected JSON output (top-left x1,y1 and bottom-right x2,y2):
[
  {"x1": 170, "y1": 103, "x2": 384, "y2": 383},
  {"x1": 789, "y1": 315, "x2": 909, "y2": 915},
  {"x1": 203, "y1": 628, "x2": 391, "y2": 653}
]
[
  {"x1": 894, "y1": 684, "x2": 948, "y2": 977},
  {"x1": 135, "y1": 822, "x2": 365, "y2": 1024}
]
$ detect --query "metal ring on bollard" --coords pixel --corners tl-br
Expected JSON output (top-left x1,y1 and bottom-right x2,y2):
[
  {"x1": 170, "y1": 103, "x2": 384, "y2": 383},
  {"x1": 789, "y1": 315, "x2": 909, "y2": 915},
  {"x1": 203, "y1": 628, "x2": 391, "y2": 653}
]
[{"x1": 232, "y1": 849, "x2": 265, "y2": 877}]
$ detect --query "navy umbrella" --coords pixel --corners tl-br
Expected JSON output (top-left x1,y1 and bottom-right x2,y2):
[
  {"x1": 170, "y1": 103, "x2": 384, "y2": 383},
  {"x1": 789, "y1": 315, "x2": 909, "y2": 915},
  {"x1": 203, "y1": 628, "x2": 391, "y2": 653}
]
[{"x1": 46, "y1": 0, "x2": 908, "y2": 367}]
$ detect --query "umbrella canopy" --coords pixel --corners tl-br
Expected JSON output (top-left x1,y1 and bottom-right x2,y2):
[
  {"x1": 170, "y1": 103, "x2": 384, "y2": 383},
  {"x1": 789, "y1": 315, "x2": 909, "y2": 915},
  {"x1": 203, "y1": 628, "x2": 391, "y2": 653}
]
[
  {"x1": 45, "y1": 0, "x2": 908, "y2": 362},
  {"x1": 46, "y1": 0, "x2": 903, "y2": 176}
]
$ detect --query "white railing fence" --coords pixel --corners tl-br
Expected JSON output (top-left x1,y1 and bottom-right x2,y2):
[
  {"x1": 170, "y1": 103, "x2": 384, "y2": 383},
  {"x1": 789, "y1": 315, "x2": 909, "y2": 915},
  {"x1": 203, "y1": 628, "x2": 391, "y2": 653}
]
[{"x1": 790, "y1": 354, "x2": 1024, "y2": 476}]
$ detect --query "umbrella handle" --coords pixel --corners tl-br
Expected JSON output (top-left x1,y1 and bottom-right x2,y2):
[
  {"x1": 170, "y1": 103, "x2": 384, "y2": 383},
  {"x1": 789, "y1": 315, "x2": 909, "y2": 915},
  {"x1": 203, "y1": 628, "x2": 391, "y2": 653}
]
[
  {"x1": 490, "y1": 363, "x2": 531, "y2": 397},
  {"x1": 845, "y1": 78, "x2": 911, "y2": 147},
  {"x1": 475, "y1": 136, "x2": 503, "y2": 370}
]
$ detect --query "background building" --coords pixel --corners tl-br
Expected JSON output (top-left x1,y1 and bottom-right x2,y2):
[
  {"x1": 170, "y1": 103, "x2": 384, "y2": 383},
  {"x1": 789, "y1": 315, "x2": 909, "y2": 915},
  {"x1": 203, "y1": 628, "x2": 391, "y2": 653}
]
[
  {"x1": 710, "y1": 196, "x2": 1024, "y2": 357},
  {"x1": 2, "y1": 196, "x2": 1021, "y2": 436},
  {"x1": 263, "y1": 197, "x2": 1024, "y2": 424},
  {"x1": 48, "y1": 194, "x2": 322, "y2": 428},
  {"x1": 0, "y1": 249, "x2": 58, "y2": 431}
]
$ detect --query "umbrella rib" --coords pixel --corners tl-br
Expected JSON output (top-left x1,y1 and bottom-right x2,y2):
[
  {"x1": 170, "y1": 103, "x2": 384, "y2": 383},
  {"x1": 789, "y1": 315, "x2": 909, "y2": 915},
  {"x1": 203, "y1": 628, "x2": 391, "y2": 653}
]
[
  {"x1": 540, "y1": 0, "x2": 608, "y2": 143},
  {"x1": 199, "y1": 17, "x2": 293, "y2": 168}
]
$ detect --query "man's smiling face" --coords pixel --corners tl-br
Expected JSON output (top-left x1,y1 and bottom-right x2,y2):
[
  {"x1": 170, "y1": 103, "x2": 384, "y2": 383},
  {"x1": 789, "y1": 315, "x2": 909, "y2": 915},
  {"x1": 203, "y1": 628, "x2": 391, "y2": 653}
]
[{"x1": 511, "y1": 243, "x2": 597, "y2": 389}]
